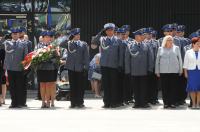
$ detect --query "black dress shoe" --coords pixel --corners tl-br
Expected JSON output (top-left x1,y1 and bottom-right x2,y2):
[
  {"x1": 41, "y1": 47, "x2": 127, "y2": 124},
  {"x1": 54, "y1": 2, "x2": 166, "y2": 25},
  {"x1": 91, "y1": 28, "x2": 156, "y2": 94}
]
[
  {"x1": 150, "y1": 101, "x2": 156, "y2": 105},
  {"x1": 142, "y1": 104, "x2": 151, "y2": 108},
  {"x1": 164, "y1": 105, "x2": 169, "y2": 109},
  {"x1": 19, "y1": 104, "x2": 28, "y2": 108},
  {"x1": 124, "y1": 101, "x2": 129, "y2": 105},
  {"x1": 155, "y1": 100, "x2": 160, "y2": 104},
  {"x1": 102, "y1": 104, "x2": 110, "y2": 108},
  {"x1": 188, "y1": 102, "x2": 192, "y2": 108},
  {"x1": 128, "y1": 100, "x2": 135, "y2": 104},
  {"x1": 170, "y1": 105, "x2": 176, "y2": 108},
  {"x1": 110, "y1": 104, "x2": 119, "y2": 108},
  {"x1": 77, "y1": 104, "x2": 85, "y2": 108},
  {"x1": 120, "y1": 103, "x2": 125, "y2": 106},
  {"x1": 9, "y1": 105, "x2": 18, "y2": 108},
  {"x1": 69, "y1": 105, "x2": 76, "y2": 108},
  {"x1": 132, "y1": 104, "x2": 140, "y2": 108}
]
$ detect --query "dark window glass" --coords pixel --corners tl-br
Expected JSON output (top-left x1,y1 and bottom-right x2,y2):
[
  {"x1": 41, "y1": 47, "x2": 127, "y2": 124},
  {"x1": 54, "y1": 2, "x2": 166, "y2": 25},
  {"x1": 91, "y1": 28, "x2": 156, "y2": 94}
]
[
  {"x1": 34, "y1": 0, "x2": 71, "y2": 13},
  {"x1": 0, "y1": 0, "x2": 32, "y2": 12},
  {"x1": 0, "y1": 0, "x2": 71, "y2": 13}
]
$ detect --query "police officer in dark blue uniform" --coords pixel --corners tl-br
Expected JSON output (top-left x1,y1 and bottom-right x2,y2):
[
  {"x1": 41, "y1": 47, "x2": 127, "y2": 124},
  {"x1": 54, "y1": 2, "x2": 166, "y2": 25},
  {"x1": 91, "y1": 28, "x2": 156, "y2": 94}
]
[
  {"x1": 0, "y1": 28, "x2": 28, "y2": 108},
  {"x1": 93, "y1": 23, "x2": 121, "y2": 108},
  {"x1": 125, "y1": 29, "x2": 154, "y2": 108},
  {"x1": 119, "y1": 25, "x2": 134, "y2": 105},
  {"x1": 60, "y1": 28, "x2": 89, "y2": 108},
  {"x1": 143, "y1": 27, "x2": 160, "y2": 105},
  {"x1": 18, "y1": 27, "x2": 33, "y2": 107}
]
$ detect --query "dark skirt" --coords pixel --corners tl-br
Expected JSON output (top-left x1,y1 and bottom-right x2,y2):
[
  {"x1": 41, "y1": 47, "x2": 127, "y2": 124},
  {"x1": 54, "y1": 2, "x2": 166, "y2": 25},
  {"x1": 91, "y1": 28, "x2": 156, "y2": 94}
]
[
  {"x1": 37, "y1": 70, "x2": 58, "y2": 82},
  {"x1": 0, "y1": 69, "x2": 6, "y2": 85}
]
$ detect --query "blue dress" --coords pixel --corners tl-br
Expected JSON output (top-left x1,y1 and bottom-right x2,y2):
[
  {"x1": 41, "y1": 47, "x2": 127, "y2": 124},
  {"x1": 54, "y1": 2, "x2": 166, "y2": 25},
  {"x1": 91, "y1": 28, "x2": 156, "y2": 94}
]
[{"x1": 186, "y1": 52, "x2": 200, "y2": 92}]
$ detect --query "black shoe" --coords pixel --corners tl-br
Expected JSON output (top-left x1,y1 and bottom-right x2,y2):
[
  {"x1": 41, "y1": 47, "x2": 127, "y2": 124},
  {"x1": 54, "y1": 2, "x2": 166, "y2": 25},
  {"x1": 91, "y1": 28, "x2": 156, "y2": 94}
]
[
  {"x1": 174, "y1": 103, "x2": 180, "y2": 107},
  {"x1": 150, "y1": 101, "x2": 157, "y2": 105},
  {"x1": 164, "y1": 105, "x2": 169, "y2": 109},
  {"x1": 69, "y1": 105, "x2": 76, "y2": 108},
  {"x1": 170, "y1": 105, "x2": 176, "y2": 108},
  {"x1": 132, "y1": 104, "x2": 140, "y2": 108},
  {"x1": 121, "y1": 103, "x2": 125, "y2": 106},
  {"x1": 9, "y1": 105, "x2": 18, "y2": 108},
  {"x1": 155, "y1": 100, "x2": 160, "y2": 104},
  {"x1": 110, "y1": 104, "x2": 120, "y2": 108},
  {"x1": 128, "y1": 100, "x2": 135, "y2": 104},
  {"x1": 77, "y1": 104, "x2": 85, "y2": 108},
  {"x1": 19, "y1": 104, "x2": 28, "y2": 108},
  {"x1": 188, "y1": 102, "x2": 192, "y2": 108},
  {"x1": 142, "y1": 104, "x2": 151, "y2": 108},
  {"x1": 102, "y1": 104, "x2": 110, "y2": 108},
  {"x1": 124, "y1": 101, "x2": 129, "y2": 105},
  {"x1": 178, "y1": 101, "x2": 186, "y2": 105}
]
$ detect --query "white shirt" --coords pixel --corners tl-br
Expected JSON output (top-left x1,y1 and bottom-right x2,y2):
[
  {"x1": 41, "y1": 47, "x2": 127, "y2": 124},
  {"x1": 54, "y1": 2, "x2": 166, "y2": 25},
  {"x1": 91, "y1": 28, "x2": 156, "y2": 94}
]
[{"x1": 183, "y1": 49, "x2": 200, "y2": 70}]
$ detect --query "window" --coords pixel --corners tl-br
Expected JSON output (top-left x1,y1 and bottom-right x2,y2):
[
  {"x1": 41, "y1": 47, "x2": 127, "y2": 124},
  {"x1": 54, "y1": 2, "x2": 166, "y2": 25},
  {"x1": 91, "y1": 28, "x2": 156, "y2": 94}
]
[{"x1": 0, "y1": 0, "x2": 71, "y2": 13}]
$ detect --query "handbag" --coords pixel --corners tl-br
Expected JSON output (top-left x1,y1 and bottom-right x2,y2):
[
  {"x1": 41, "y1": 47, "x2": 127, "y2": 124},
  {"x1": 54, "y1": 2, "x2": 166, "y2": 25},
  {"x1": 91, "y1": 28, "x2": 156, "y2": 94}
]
[{"x1": 91, "y1": 72, "x2": 102, "y2": 80}]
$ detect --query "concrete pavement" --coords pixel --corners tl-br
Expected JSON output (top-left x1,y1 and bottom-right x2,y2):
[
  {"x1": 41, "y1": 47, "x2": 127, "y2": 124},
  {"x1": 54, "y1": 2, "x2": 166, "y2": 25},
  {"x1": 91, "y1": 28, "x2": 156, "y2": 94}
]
[{"x1": 0, "y1": 99, "x2": 200, "y2": 132}]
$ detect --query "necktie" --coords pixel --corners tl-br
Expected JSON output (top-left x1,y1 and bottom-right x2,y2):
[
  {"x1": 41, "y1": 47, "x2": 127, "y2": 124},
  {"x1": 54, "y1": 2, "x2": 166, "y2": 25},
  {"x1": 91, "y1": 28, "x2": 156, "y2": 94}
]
[{"x1": 13, "y1": 41, "x2": 17, "y2": 49}]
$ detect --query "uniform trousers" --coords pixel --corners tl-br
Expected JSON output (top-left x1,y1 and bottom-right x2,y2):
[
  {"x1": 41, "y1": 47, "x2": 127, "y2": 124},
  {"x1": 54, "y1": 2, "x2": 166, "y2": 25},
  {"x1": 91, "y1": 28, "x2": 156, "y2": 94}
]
[
  {"x1": 7, "y1": 70, "x2": 24, "y2": 107},
  {"x1": 101, "y1": 67, "x2": 119, "y2": 106},
  {"x1": 147, "y1": 72, "x2": 158, "y2": 103},
  {"x1": 68, "y1": 70, "x2": 85, "y2": 106},
  {"x1": 176, "y1": 75, "x2": 187, "y2": 104},
  {"x1": 123, "y1": 74, "x2": 132, "y2": 102},
  {"x1": 131, "y1": 76, "x2": 148, "y2": 107},
  {"x1": 118, "y1": 71, "x2": 124, "y2": 104}
]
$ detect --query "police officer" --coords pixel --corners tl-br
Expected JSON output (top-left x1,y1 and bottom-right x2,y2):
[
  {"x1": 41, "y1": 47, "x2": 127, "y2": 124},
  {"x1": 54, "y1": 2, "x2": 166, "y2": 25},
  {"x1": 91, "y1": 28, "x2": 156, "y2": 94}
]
[
  {"x1": 158, "y1": 24, "x2": 181, "y2": 48},
  {"x1": 0, "y1": 28, "x2": 28, "y2": 108},
  {"x1": 119, "y1": 25, "x2": 134, "y2": 105},
  {"x1": 175, "y1": 25, "x2": 191, "y2": 105},
  {"x1": 177, "y1": 25, "x2": 191, "y2": 46},
  {"x1": 125, "y1": 29, "x2": 154, "y2": 108},
  {"x1": 18, "y1": 27, "x2": 33, "y2": 107},
  {"x1": 60, "y1": 28, "x2": 89, "y2": 108},
  {"x1": 93, "y1": 23, "x2": 121, "y2": 108},
  {"x1": 143, "y1": 27, "x2": 160, "y2": 105},
  {"x1": 19, "y1": 27, "x2": 33, "y2": 53}
]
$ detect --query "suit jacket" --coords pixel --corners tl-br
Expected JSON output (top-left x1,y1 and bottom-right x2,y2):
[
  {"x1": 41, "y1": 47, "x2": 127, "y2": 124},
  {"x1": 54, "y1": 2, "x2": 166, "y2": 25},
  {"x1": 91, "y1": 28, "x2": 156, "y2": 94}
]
[
  {"x1": 3, "y1": 39, "x2": 28, "y2": 71},
  {"x1": 60, "y1": 40, "x2": 89, "y2": 72},
  {"x1": 155, "y1": 45, "x2": 182, "y2": 74},
  {"x1": 125, "y1": 41, "x2": 154, "y2": 76}
]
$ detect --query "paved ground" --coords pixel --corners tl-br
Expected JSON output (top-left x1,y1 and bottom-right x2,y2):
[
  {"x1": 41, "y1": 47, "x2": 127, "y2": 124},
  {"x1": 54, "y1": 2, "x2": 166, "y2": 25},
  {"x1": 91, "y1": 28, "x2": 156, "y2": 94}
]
[{"x1": 1, "y1": 99, "x2": 200, "y2": 132}]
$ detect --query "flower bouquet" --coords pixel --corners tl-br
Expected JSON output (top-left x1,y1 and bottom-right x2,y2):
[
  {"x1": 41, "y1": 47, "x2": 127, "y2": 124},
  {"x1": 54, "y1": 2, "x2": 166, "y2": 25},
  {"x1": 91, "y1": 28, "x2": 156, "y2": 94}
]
[{"x1": 22, "y1": 44, "x2": 60, "y2": 70}]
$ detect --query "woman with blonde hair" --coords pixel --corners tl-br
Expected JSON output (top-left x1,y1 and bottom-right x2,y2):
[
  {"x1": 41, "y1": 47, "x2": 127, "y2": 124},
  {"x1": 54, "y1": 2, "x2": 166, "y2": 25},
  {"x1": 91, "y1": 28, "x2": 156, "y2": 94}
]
[{"x1": 155, "y1": 35, "x2": 182, "y2": 108}]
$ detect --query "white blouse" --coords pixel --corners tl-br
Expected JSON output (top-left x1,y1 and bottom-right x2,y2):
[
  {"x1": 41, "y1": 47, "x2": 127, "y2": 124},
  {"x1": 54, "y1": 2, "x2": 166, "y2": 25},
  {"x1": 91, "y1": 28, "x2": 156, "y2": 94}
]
[{"x1": 183, "y1": 49, "x2": 200, "y2": 70}]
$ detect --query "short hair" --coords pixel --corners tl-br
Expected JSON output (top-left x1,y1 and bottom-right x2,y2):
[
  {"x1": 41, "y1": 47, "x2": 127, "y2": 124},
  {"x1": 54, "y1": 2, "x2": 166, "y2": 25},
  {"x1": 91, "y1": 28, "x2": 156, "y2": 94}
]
[{"x1": 191, "y1": 37, "x2": 200, "y2": 44}]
